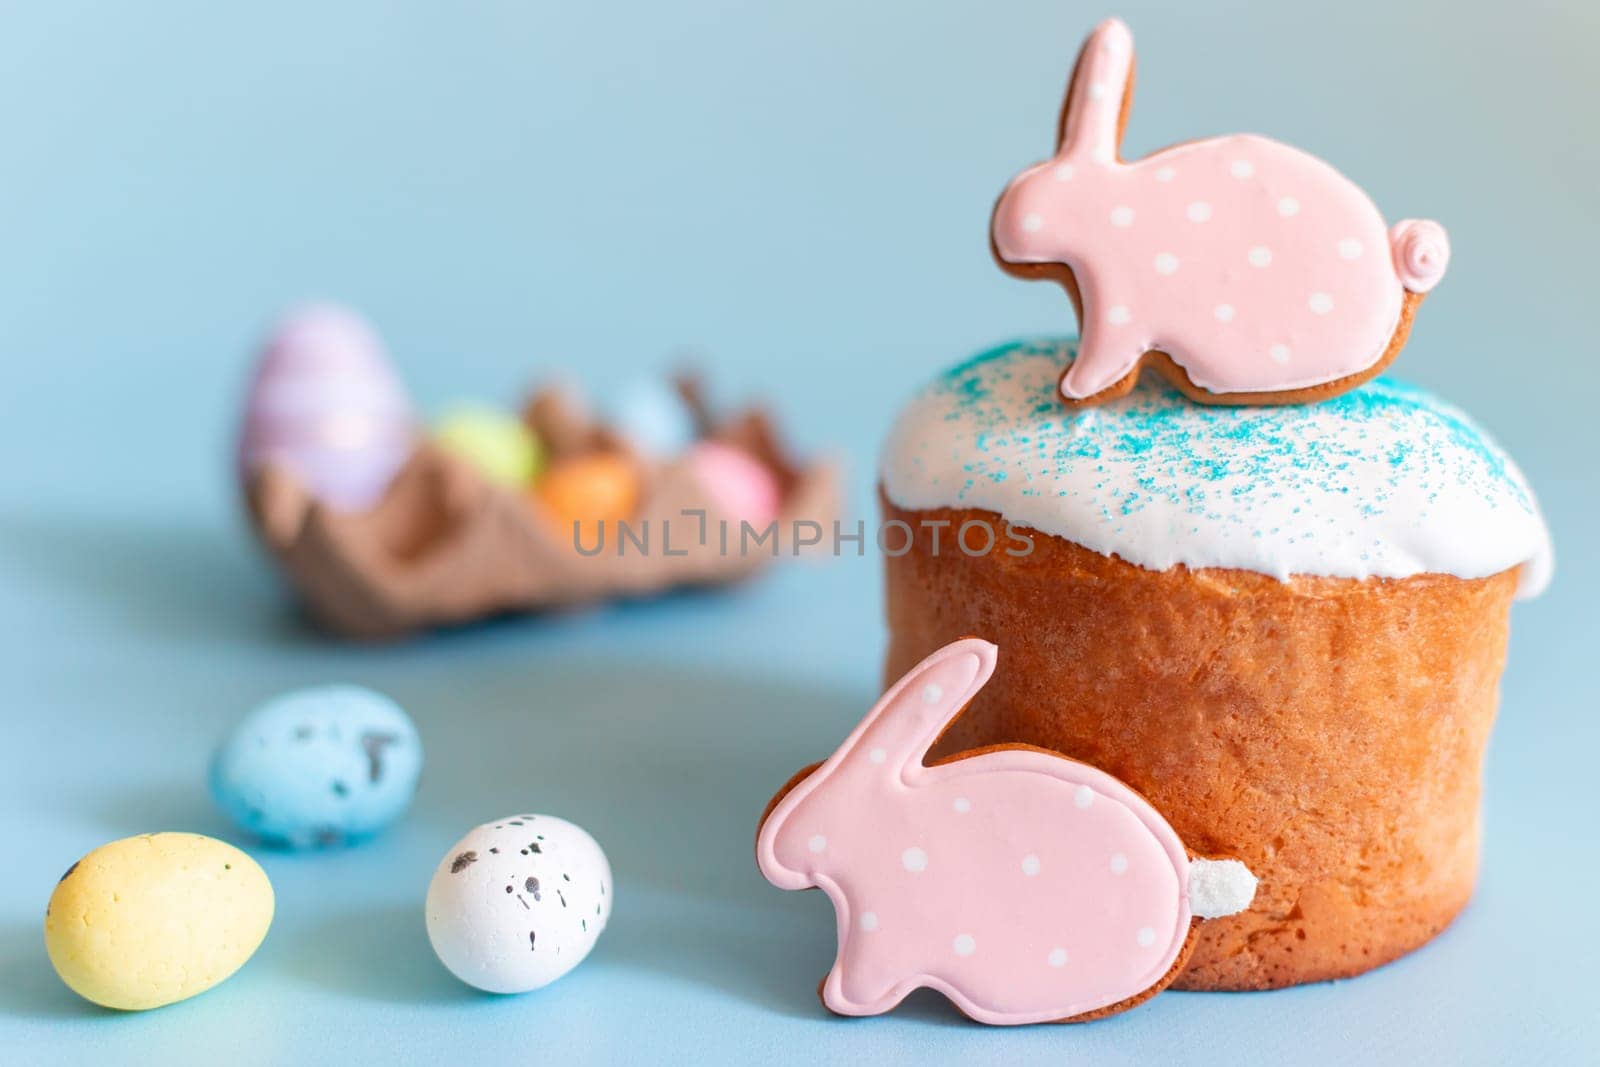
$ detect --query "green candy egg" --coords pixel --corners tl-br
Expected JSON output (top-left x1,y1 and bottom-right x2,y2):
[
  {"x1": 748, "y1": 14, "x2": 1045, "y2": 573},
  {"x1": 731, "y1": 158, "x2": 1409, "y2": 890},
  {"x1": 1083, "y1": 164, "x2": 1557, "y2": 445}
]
[{"x1": 433, "y1": 407, "x2": 544, "y2": 486}]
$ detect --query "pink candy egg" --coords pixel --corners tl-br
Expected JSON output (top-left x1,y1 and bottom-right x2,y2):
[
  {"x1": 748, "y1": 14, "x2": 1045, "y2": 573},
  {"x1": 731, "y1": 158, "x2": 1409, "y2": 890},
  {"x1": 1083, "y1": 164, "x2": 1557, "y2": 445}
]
[
  {"x1": 688, "y1": 442, "x2": 780, "y2": 528},
  {"x1": 239, "y1": 304, "x2": 416, "y2": 511}
]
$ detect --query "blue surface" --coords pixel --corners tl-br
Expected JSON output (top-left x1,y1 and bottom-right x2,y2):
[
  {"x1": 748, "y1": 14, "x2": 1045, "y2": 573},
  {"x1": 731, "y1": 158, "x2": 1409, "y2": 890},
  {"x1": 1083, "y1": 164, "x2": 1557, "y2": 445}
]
[{"x1": 1, "y1": 1, "x2": 1596, "y2": 1063}]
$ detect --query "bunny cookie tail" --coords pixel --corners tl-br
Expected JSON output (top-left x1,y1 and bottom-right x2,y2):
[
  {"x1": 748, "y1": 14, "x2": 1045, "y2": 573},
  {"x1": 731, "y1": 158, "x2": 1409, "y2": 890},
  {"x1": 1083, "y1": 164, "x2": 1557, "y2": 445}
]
[
  {"x1": 1187, "y1": 858, "x2": 1258, "y2": 919},
  {"x1": 1390, "y1": 219, "x2": 1450, "y2": 293},
  {"x1": 1059, "y1": 18, "x2": 1134, "y2": 164}
]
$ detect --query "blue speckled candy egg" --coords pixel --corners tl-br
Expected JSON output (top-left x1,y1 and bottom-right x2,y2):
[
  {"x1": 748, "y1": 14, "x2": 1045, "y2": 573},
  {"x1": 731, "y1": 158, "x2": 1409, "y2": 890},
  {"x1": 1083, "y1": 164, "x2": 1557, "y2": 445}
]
[
  {"x1": 608, "y1": 378, "x2": 698, "y2": 457},
  {"x1": 210, "y1": 686, "x2": 422, "y2": 849}
]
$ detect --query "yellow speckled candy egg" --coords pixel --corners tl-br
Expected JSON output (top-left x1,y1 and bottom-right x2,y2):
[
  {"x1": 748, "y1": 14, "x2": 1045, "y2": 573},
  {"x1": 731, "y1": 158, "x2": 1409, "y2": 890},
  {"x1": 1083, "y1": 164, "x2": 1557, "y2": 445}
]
[{"x1": 44, "y1": 833, "x2": 274, "y2": 1010}]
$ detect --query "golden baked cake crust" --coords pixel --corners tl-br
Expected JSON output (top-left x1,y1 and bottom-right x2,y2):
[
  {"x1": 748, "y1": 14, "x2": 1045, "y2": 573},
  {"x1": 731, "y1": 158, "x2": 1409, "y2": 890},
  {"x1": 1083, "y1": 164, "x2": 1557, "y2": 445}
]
[{"x1": 882, "y1": 496, "x2": 1519, "y2": 990}]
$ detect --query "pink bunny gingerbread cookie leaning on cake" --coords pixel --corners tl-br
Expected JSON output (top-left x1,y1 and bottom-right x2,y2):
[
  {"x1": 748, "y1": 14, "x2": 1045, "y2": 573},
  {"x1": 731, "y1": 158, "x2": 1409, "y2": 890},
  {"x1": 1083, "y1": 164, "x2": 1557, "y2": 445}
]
[
  {"x1": 756, "y1": 638, "x2": 1257, "y2": 1024},
  {"x1": 991, "y1": 18, "x2": 1450, "y2": 407}
]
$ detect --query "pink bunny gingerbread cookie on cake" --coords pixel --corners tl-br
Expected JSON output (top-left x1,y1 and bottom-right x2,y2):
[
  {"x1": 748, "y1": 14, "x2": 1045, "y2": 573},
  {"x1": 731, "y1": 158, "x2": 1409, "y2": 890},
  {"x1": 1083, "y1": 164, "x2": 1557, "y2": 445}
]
[
  {"x1": 756, "y1": 639, "x2": 1257, "y2": 1024},
  {"x1": 991, "y1": 18, "x2": 1450, "y2": 406}
]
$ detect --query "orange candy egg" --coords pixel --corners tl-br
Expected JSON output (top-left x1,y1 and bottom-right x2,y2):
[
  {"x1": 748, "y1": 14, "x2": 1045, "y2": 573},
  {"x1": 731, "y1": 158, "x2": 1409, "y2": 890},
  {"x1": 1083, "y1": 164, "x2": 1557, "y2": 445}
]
[{"x1": 534, "y1": 453, "x2": 641, "y2": 542}]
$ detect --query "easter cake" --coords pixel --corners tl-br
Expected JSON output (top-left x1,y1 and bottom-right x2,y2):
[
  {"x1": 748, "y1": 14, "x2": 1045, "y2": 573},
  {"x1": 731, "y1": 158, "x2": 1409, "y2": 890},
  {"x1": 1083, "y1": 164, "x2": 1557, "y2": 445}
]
[
  {"x1": 876, "y1": 18, "x2": 1553, "y2": 992},
  {"x1": 880, "y1": 341, "x2": 1550, "y2": 990}
]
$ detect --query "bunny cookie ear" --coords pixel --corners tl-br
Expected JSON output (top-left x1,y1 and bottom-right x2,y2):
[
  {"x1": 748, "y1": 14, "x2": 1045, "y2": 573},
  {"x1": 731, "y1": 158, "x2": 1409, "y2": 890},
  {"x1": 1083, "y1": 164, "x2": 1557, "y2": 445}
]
[
  {"x1": 842, "y1": 638, "x2": 997, "y2": 774},
  {"x1": 756, "y1": 638, "x2": 996, "y2": 889},
  {"x1": 1058, "y1": 17, "x2": 1134, "y2": 164}
]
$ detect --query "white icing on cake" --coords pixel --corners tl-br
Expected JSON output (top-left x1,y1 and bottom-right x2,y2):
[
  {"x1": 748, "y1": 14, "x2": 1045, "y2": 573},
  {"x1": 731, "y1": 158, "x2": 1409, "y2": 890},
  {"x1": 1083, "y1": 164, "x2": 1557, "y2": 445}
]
[{"x1": 880, "y1": 339, "x2": 1552, "y2": 597}]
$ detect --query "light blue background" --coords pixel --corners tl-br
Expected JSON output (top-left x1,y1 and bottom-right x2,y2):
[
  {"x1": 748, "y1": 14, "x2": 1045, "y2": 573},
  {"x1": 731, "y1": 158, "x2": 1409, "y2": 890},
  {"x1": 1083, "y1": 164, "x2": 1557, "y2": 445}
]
[{"x1": 1, "y1": 1, "x2": 1595, "y2": 1063}]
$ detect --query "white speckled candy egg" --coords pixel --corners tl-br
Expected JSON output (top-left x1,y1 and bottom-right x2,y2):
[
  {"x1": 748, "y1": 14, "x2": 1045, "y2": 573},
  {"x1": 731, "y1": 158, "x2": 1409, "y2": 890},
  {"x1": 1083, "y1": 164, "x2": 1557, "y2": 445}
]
[
  {"x1": 44, "y1": 833, "x2": 274, "y2": 1010},
  {"x1": 210, "y1": 686, "x2": 423, "y2": 849},
  {"x1": 238, "y1": 303, "x2": 416, "y2": 511},
  {"x1": 425, "y1": 814, "x2": 611, "y2": 993}
]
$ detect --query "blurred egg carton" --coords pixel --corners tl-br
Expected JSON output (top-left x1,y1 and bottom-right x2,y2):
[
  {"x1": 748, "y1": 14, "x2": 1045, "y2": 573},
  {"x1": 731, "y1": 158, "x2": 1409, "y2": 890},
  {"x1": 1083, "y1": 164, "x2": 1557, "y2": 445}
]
[{"x1": 239, "y1": 305, "x2": 841, "y2": 639}]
